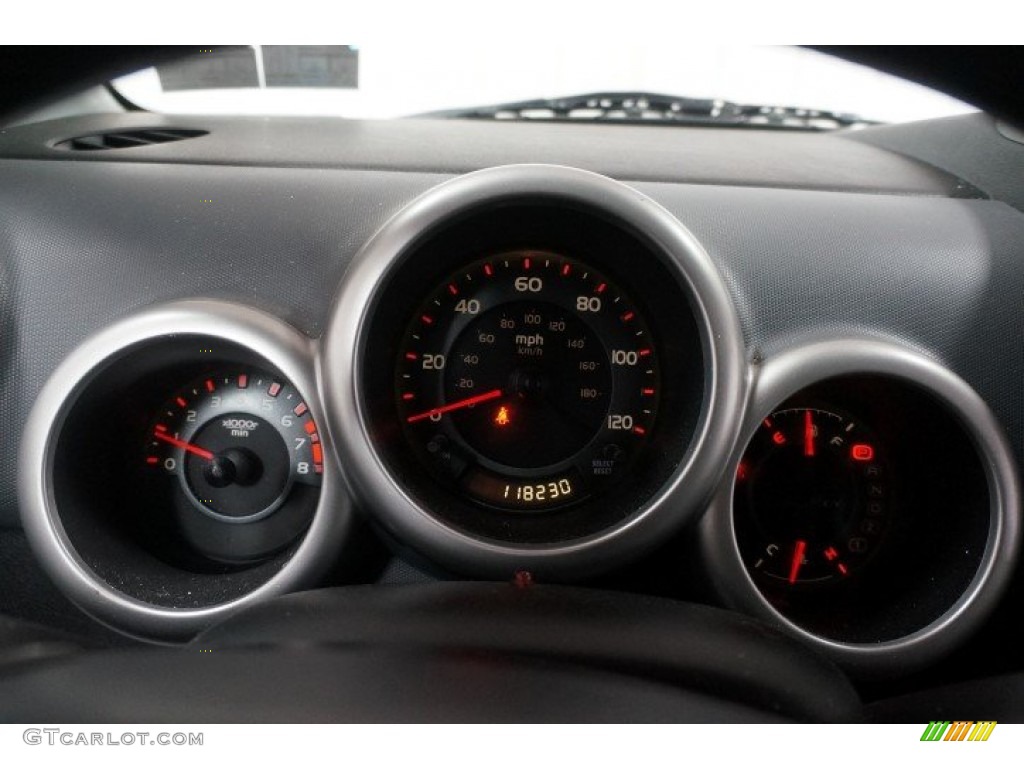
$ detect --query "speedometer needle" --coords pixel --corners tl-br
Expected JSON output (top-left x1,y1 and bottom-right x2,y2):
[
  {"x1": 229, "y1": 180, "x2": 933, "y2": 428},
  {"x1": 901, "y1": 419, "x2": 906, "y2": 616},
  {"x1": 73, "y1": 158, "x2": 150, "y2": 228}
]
[
  {"x1": 803, "y1": 409, "x2": 815, "y2": 457},
  {"x1": 153, "y1": 430, "x2": 215, "y2": 460},
  {"x1": 788, "y1": 539, "x2": 807, "y2": 585},
  {"x1": 406, "y1": 389, "x2": 504, "y2": 423}
]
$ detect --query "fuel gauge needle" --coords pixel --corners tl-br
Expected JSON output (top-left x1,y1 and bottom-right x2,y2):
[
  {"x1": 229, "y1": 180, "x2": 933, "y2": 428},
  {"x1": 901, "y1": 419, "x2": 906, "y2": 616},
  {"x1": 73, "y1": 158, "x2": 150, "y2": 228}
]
[
  {"x1": 788, "y1": 539, "x2": 807, "y2": 585},
  {"x1": 804, "y1": 409, "x2": 815, "y2": 457}
]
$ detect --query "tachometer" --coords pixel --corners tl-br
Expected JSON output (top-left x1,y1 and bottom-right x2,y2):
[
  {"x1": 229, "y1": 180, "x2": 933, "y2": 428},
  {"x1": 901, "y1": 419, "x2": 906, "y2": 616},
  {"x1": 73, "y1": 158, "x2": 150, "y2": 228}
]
[
  {"x1": 145, "y1": 366, "x2": 322, "y2": 561},
  {"x1": 396, "y1": 251, "x2": 659, "y2": 511}
]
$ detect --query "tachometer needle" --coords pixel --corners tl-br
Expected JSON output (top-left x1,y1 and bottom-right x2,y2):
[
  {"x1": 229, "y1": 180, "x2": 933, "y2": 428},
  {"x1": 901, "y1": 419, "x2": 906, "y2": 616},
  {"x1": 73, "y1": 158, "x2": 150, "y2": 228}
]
[
  {"x1": 788, "y1": 539, "x2": 807, "y2": 585},
  {"x1": 406, "y1": 389, "x2": 503, "y2": 423},
  {"x1": 803, "y1": 409, "x2": 815, "y2": 457},
  {"x1": 153, "y1": 430, "x2": 215, "y2": 460}
]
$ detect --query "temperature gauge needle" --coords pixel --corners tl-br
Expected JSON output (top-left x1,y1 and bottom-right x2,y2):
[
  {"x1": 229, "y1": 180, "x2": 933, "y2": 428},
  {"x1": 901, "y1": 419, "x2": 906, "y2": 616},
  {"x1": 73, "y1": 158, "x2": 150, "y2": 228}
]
[
  {"x1": 406, "y1": 389, "x2": 503, "y2": 423},
  {"x1": 153, "y1": 430, "x2": 215, "y2": 460},
  {"x1": 788, "y1": 539, "x2": 807, "y2": 585}
]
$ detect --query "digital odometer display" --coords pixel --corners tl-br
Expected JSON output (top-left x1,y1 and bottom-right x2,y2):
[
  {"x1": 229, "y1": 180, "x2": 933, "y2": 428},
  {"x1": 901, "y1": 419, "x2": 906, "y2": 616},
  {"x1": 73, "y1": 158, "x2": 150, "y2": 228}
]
[{"x1": 396, "y1": 251, "x2": 660, "y2": 511}]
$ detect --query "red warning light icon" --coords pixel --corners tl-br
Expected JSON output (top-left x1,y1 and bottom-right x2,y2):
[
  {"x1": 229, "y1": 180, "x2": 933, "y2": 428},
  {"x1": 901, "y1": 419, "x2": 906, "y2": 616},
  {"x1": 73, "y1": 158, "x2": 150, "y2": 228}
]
[{"x1": 851, "y1": 444, "x2": 875, "y2": 462}]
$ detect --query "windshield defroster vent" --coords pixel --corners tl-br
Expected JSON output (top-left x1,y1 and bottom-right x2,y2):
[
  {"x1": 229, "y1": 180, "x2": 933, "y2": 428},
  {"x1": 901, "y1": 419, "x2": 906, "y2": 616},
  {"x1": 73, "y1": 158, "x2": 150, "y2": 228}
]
[{"x1": 54, "y1": 128, "x2": 207, "y2": 151}]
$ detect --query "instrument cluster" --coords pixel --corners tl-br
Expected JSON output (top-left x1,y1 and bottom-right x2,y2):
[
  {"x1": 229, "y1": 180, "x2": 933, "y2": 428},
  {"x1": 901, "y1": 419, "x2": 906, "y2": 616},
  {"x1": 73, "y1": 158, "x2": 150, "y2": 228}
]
[{"x1": 16, "y1": 166, "x2": 1020, "y2": 677}]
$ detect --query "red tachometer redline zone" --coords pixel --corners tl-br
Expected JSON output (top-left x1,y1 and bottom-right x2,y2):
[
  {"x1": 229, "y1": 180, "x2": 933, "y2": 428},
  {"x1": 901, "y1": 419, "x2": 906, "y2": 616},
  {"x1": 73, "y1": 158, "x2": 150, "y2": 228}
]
[{"x1": 395, "y1": 250, "x2": 660, "y2": 511}]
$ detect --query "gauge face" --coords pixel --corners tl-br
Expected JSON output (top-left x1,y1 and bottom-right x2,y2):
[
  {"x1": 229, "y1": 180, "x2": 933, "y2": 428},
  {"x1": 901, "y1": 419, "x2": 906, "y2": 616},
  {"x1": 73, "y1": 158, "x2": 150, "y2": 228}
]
[
  {"x1": 734, "y1": 407, "x2": 889, "y2": 586},
  {"x1": 145, "y1": 368, "x2": 323, "y2": 524},
  {"x1": 396, "y1": 251, "x2": 660, "y2": 511}
]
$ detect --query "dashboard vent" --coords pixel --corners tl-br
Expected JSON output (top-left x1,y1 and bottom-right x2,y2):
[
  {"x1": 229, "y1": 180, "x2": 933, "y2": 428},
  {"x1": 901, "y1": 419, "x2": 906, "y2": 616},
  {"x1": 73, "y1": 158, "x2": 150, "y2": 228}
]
[{"x1": 54, "y1": 128, "x2": 207, "y2": 151}]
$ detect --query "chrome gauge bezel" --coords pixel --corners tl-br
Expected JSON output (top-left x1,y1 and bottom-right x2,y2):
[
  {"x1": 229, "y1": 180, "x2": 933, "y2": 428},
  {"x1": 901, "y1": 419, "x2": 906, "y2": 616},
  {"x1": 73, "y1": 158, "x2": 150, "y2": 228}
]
[
  {"x1": 323, "y1": 164, "x2": 747, "y2": 578},
  {"x1": 699, "y1": 338, "x2": 1021, "y2": 675},
  {"x1": 18, "y1": 300, "x2": 352, "y2": 640}
]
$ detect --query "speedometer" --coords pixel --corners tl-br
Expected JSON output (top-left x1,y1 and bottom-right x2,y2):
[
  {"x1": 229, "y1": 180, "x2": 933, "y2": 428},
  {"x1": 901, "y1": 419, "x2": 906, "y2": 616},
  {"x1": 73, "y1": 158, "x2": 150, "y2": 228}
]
[
  {"x1": 397, "y1": 250, "x2": 659, "y2": 511},
  {"x1": 326, "y1": 166, "x2": 743, "y2": 573}
]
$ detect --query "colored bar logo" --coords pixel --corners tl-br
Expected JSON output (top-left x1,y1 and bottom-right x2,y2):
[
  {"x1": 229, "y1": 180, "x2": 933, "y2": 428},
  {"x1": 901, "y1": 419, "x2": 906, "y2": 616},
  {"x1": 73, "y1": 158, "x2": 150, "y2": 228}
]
[{"x1": 920, "y1": 721, "x2": 997, "y2": 741}]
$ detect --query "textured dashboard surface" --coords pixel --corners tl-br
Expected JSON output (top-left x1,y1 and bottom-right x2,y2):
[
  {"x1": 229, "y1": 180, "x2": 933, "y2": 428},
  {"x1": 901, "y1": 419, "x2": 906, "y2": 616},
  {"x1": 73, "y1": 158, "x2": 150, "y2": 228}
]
[
  {"x1": 0, "y1": 112, "x2": 981, "y2": 196},
  {"x1": 852, "y1": 113, "x2": 1024, "y2": 213},
  {"x1": 0, "y1": 159, "x2": 1023, "y2": 529}
]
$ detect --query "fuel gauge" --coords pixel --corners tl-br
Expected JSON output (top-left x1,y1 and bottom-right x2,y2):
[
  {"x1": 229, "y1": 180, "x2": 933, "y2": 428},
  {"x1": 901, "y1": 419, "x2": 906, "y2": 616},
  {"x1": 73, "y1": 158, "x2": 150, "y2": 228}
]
[{"x1": 734, "y1": 407, "x2": 889, "y2": 586}]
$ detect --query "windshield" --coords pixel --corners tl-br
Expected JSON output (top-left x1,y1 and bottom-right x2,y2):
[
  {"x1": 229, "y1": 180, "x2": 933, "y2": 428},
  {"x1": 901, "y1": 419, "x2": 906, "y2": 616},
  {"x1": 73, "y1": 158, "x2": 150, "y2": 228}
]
[{"x1": 112, "y1": 45, "x2": 974, "y2": 125}]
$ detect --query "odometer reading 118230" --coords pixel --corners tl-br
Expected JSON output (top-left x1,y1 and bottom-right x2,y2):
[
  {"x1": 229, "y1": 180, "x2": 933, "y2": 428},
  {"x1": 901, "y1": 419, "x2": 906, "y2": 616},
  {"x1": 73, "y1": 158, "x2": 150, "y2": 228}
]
[{"x1": 396, "y1": 251, "x2": 660, "y2": 511}]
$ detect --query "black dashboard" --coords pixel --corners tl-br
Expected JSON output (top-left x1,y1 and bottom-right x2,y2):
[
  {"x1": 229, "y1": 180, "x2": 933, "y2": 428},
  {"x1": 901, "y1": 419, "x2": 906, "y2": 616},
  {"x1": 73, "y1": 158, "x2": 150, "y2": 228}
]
[{"x1": 1, "y1": 101, "x2": 1023, "y2": 721}]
